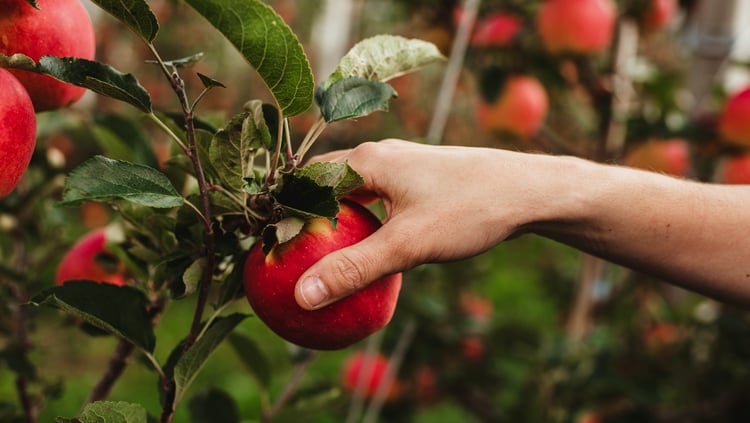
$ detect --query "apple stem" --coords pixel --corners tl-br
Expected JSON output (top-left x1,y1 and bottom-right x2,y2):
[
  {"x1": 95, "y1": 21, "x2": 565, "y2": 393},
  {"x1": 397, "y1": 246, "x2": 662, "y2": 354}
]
[{"x1": 295, "y1": 115, "x2": 328, "y2": 164}]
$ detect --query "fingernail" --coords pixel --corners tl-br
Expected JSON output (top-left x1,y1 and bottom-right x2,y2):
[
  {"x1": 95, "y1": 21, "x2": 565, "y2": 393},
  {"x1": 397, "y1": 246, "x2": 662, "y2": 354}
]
[{"x1": 299, "y1": 275, "x2": 329, "y2": 309}]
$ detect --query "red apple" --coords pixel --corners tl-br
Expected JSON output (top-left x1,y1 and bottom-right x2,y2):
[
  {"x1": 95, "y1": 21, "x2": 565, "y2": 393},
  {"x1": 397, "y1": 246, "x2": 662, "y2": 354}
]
[
  {"x1": 0, "y1": 0, "x2": 96, "y2": 112},
  {"x1": 717, "y1": 86, "x2": 750, "y2": 148},
  {"x1": 715, "y1": 153, "x2": 750, "y2": 184},
  {"x1": 341, "y1": 351, "x2": 399, "y2": 400},
  {"x1": 0, "y1": 68, "x2": 36, "y2": 198},
  {"x1": 470, "y1": 12, "x2": 522, "y2": 47},
  {"x1": 536, "y1": 0, "x2": 617, "y2": 55},
  {"x1": 475, "y1": 74, "x2": 548, "y2": 139},
  {"x1": 623, "y1": 138, "x2": 691, "y2": 177},
  {"x1": 243, "y1": 200, "x2": 402, "y2": 350},
  {"x1": 56, "y1": 228, "x2": 127, "y2": 286},
  {"x1": 643, "y1": 0, "x2": 678, "y2": 30}
]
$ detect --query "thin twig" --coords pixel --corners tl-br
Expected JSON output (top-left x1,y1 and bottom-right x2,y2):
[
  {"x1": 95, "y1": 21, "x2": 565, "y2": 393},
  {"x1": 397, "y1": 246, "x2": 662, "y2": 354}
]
[
  {"x1": 261, "y1": 351, "x2": 319, "y2": 423},
  {"x1": 84, "y1": 338, "x2": 135, "y2": 405}
]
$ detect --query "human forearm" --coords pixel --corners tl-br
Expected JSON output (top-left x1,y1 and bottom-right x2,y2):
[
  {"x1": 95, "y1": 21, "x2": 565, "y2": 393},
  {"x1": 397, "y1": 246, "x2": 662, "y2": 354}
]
[{"x1": 529, "y1": 157, "x2": 750, "y2": 306}]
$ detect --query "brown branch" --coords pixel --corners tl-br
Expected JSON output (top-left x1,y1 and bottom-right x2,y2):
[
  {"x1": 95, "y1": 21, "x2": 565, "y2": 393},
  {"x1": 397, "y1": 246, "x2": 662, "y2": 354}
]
[{"x1": 84, "y1": 338, "x2": 135, "y2": 404}]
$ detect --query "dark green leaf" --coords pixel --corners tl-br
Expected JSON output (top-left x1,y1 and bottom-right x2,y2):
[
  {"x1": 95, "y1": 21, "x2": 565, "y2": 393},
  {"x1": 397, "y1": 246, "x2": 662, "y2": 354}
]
[
  {"x1": 24, "y1": 0, "x2": 38, "y2": 8},
  {"x1": 60, "y1": 156, "x2": 184, "y2": 208},
  {"x1": 216, "y1": 252, "x2": 248, "y2": 307},
  {"x1": 0, "y1": 344, "x2": 37, "y2": 380},
  {"x1": 56, "y1": 401, "x2": 148, "y2": 423},
  {"x1": 0, "y1": 54, "x2": 152, "y2": 113},
  {"x1": 188, "y1": 388, "x2": 240, "y2": 423},
  {"x1": 92, "y1": 114, "x2": 160, "y2": 168},
  {"x1": 209, "y1": 102, "x2": 270, "y2": 192},
  {"x1": 324, "y1": 34, "x2": 445, "y2": 89},
  {"x1": 274, "y1": 173, "x2": 339, "y2": 220},
  {"x1": 295, "y1": 162, "x2": 363, "y2": 198},
  {"x1": 317, "y1": 77, "x2": 396, "y2": 123},
  {"x1": 197, "y1": 73, "x2": 226, "y2": 89},
  {"x1": 227, "y1": 333, "x2": 272, "y2": 389},
  {"x1": 173, "y1": 313, "x2": 249, "y2": 405},
  {"x1": 185, "y1": 0, "x2": 314, "y2": 116},
  {"x1": 89, "y1": 0, "x2": 159, "y2": 42},
  {"x1": 30, "y1": 281, "x2": 156, "y2": 353}
]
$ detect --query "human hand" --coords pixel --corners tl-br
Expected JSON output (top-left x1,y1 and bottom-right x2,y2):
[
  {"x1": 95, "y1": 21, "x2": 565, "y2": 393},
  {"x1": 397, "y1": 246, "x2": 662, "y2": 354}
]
[{"x1": 293, "y1": 139, "x2": 563, "y2": 310}]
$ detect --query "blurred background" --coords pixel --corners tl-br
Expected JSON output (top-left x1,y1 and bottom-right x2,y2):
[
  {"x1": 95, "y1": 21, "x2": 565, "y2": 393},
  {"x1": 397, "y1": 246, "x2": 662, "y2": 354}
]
[{"x1": 3, "y1": 0, "x2": 750, "y2": 422}]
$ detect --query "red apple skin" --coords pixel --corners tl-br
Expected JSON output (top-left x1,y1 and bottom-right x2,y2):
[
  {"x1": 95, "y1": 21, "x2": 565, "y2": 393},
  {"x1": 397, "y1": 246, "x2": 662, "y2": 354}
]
[
  {"x1": 0, "y1": 0, "x2": 96, "y2": 112},
  {"x1": 536, "y1": 0, "x2": 617, "y2": 55},
  {"x1": 243, "y1": 200, "x2": 402, "y2": 350},
  {"x1": 718, "y1": 87, "x2": 750, "y2": 148},
  {"x1": 623, "y1": 138, "x2": 691, "y2": 177},
  {"x1": 0, "y1": 68, "x2": 36, "y2": 198},
  {"x1": 341, "y1": 351, "x2": 399, "y2": 400},
  {"x1": 715, "y1": 153, "x2": 750, "y2": 184},
  {"x1": 470, "y1": 13, "x2": 522, "y2": 47},
  {"x1": 644, "y1": 0, "x2": 678, "y2": 30},
  {"x1": 55, "y1": 228, "x2": 127, "y2": 287},
  {"x1": 475, "y1": 75, "x2": 548, "y2": 139}
]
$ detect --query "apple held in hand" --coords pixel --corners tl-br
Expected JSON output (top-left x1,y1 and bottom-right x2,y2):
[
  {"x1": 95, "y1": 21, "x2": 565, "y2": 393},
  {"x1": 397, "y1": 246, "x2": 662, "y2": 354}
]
[
  {"x1": 243, "y1": 200, "x2": 402, "y2": 350},
  {"x1": 536, "y1": 0, "x2": 617, "y2": 55},
  {"x1": 56, "y1": 228, "x2": 127, "y2": 286},
  {"x1": 0, "y1": 68, "x2": 36, "y2": 198},
  {"x1": 0, "y1": 0, "x2": 96, "y2": 112},
  {"x1": 714, "y1": 153, "x2": 750, "y2": 184}
]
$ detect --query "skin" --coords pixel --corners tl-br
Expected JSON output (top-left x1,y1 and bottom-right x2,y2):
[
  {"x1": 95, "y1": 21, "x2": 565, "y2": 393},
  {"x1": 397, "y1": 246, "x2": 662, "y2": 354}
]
[
  {"x1": 295, "y1": 139, "x2": 750, "y2": 311},
  {"x1": 0, "y1": 67, "x2": 36, "y2": 198}
]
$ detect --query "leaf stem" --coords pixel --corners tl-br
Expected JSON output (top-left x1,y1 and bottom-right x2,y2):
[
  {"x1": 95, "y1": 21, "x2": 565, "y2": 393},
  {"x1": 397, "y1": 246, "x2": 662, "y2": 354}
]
[
  {"x1": 147, "y1": 112, "x2": 189, "y2": 155},
  {"x1": 295, "y1": 116, "x2": 328, "y2": 164},
  {"x1": 265, "y1": 108, "x2": 286, "y2": 186}
]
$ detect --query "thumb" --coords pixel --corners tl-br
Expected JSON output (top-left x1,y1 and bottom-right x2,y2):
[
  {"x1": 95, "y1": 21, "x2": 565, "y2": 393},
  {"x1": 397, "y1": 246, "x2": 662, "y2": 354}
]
[{"x1": 294, "y1": 230, "x2": 406, "y2": 310}]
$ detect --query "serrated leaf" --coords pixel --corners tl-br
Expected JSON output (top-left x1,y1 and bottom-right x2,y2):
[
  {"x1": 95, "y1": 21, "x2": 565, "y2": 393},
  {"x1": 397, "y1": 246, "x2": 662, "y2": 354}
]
[
  {"x1": 0, "y1": 53, "x2": 152, "y2": 112},
  {"x1": 209, "y1": 102, "x2": 270, "y2": 192},
  {"x1": 92, "y1": 114, "x2": 160, "y2": 168},
  {"x1": 295, "y1": 162, "x2": 363, "y2": 198},
  {"x1": 173, "y1": 313, "x2": 249, "y2": 406},
  {"x1": 274, "y1": 173, "x2": 339, "y2": 220},
  {"x1": 30, "y1": 281, "x2": 156, "y2": 353},
  {"x1": 316, "y1": 77, "x2": 396, "y2": 123},
  {"x1": 227, "y1": 333, "x2": 272, "y2": 389},
  {"x1": 185, "y1": 0, "x2": 314, "y2": 116},
  {"x1": 89, "y1": 0, "x2": 159, "y2": 42},
  {"x1": 60, "y1": 156, "x2": 184, "y2": 208},
  {"x1": 325, "y1": 34, "x2": 445, "y2": 89},
  {"x1": 56, "y1": 401, "x2": 148, "y2": 423}
]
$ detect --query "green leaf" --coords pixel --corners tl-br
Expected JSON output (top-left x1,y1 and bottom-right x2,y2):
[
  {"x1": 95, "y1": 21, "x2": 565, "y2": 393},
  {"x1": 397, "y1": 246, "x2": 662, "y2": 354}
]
[
  {"x1": 173, "y1": 313, "x2": 249, "y2": 406},
  {"x1": 261, "y1": 216, "x2": 304, "y2": 254},
  {"x1": 92, "y1": 114, "x2": 160, "y2": 168},
  {"x1": 185, "y1": 0, "x2": 314, "y2": 116},
  {"x1": 60, "y1": 156, "x2": 184, "y2": 208},
  {"x1": 209, "y1": 101, "x2": 270, "y2": 192},
  {"x1": 295, "y1": 162, "x2": 363, "y2": 198},
  {"x1": 197, "y1": 72, "x2": 226, "y2": 89},
  {"x1": 0, "y1": 53, "x2": 152, "y2": 112},
  {"x1": 316, "y1": 77, "x2": 397, "y2": 123},
  {"x1": 88, "y1": 0, "x2": 159, "y2": 42},
  {"x1": 180, "y1": 257, "x2": 207, "y2": 299},
  {"x1": 324, "y1": 34, "x2": 445, "y2": 89},
  {"x1": 227, "y1": 333, "x2": 272, "y2": 389},
  {"x1": 56, "y1": 401, "x2": 148, "y2": 423},
  {"x1": 188, "y1": 388, "x2": 240, "y2": 423},
  {"x1": 159, "y1": 52, "x2": 205, "y2": 68},
  {"x1": 30, "y1": 281, "x2": 156, "y2": 353},
  {"x1": 274, "y1": 173, "x2": 339, "y2": 220}
]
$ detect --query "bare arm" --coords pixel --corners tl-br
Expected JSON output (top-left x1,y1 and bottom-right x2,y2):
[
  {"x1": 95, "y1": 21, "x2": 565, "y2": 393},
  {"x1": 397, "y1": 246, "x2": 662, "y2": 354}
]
[{"x1": 294, "y1": 139, "x2": 750, "y2": 310}]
